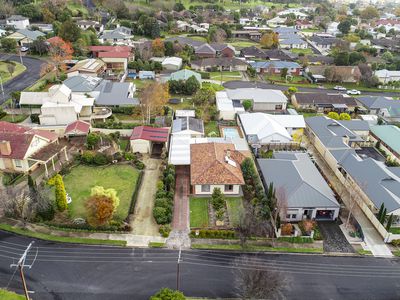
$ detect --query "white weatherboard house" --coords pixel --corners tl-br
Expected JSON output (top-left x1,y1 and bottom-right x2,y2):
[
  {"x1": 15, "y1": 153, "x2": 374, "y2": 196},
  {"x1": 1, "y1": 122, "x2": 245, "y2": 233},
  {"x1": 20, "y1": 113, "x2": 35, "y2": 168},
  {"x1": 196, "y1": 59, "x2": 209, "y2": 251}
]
[
  {"x1": 6, "y1": 15, "x2": 29, "y2": 30},
  {"x1": 226, "y1": 88, "x2": 287, "y2": 111},
  {"x1": 258, "y1": 152, "x2": 340, "y2": 222}
]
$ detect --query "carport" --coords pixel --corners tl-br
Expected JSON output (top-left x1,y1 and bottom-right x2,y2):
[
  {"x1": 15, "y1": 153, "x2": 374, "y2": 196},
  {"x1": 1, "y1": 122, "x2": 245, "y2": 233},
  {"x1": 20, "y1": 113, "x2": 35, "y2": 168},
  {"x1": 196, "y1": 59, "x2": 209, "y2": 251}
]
[{"x1": 130, "y1": 126, "x2": 170, "y2": 157}]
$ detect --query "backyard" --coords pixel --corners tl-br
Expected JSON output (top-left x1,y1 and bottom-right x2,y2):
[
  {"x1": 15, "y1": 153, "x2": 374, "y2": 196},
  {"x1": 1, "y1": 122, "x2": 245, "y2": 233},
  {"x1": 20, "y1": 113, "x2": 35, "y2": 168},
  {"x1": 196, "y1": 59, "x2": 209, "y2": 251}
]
[
  {"x1": 189, "y1": 197, "x2": 244, "y2": 228},
  {"x1": 204, "y1": 121, "x2": 219, "y2": 137},
  {"x1": 63, "y1": 164, "x2": 140, "y2": 222},
  {"x1": 0, "y1": 114, "x2": 28, "y2": 123}
]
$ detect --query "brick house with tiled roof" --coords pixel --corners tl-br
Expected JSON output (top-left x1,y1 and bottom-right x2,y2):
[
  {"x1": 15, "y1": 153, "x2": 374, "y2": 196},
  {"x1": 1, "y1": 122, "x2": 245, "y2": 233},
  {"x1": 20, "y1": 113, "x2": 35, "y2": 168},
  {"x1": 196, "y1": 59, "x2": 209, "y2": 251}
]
[
  {"x1": 190, "y1": 143, "x2": 245, "y2": 195},
  {"x1": 0, "y1": 121, "x2": 67, "y2": 175}
]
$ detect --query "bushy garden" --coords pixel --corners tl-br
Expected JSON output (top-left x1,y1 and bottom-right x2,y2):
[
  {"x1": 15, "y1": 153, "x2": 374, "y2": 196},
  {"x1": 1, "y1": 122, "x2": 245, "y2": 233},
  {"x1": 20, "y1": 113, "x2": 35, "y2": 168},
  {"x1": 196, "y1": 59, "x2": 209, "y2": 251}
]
[{"x1": 153, "y1": 164, "x2": 175, "y2": 233}]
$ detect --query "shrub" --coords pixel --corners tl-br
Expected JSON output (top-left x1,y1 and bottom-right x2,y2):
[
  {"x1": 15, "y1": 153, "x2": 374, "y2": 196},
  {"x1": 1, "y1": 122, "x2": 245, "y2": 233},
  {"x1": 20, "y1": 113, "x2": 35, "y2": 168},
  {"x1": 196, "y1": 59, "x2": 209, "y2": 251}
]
[
  {"x1": 86, "y1": 132, "x2": 100, "y2": 149},
  {"x1": 94, "y1": 152, "x2": 110, "y2": 165},
  {"x1": 153, "y1": 206, "x2": 171, "y2": 224},
  {"x1": 200, "y1": 72, "x2": 210, "y2": 79},
  {"x1": 280, "y1": 223, "x2": 293, "y2": 236},
  {"x1": 392, "y1": 239, "x2": 400, "y2": 247},
  {"x1": 124, "y1": 152, "x2": 136, "y2": 161},
  {"x1": 298, "y1": 220, "x2": 315, "y2": 236},
  {"x1": 91, "y1": 186, "x2": 120, "y2": 210},
  {"x1": 134, "y1": 160, "x2": 145, "y2": 169},
  {"x1": 190, "y1": 230, "x2": 237, "y2": 239},
  {"x1": 30, "y1": 114, "x2": 39, "y2": 123},
  {"x1": 327, "y1": 111, "x2": 339, "y2": 120},
  {"x1": 85, "y1": 194, "x2": 116, "y2": 226},
  {"x1": 81, "y1": 150, "x2": 95, "y2": 164},
  {"x1": 211, "y1": 187, "x2": 225, "y2": 211},
  {"x1": 159, "y1": 224, "x2": 171, "y2": 237},
  {"x1": 150, "y1": 288, "x2": 185, "y2": 300},
  {"x1": 53, "y1": 174, "x2": 67, "y2": 212},
  {"x1": 242, "y1": 99, "x2": 252, "y2": 111}
]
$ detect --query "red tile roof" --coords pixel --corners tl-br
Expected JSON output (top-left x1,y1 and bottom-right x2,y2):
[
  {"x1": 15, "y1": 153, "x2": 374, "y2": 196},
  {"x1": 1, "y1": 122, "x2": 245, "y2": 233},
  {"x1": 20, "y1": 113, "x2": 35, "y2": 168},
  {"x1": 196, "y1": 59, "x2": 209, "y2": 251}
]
[
  {"x1": 190, "y1": 143, "x2": 245, "y2": 185},
  {"x1": 98, "y1": 51, "x2": 131, "y2": 58},
  {"x1": 0, "y1": 121, "x2": 58, "y2": 159},
  {"x1": 89, "y1": 45, "x2": 131, "y2": 52},
  {"x1": 64, "y1": 120, "x2": 91, "y2": 135},
  {"x1": 130, "y1": 126, "x2": 169, "y2": 142}
]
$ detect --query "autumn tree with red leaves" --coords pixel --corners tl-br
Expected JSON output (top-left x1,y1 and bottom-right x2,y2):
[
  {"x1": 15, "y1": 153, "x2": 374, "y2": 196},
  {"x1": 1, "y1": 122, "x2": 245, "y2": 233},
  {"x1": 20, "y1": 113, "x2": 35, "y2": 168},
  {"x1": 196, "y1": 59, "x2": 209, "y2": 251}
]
[
  {"x1": 46, "y1": 37, "x2": 74, "y2": 78},
  {"x1": 85, "y1": 194, "x2": 115, "y2": 227}
]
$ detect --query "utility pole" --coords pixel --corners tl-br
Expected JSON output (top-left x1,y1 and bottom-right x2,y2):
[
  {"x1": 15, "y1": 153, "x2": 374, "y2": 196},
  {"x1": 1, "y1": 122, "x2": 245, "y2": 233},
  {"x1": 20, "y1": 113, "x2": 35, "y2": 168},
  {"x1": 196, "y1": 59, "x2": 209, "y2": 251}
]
[
  {"x1": 176, "y1": 246, "x2": 182, "y2": 291},
  {"x1": 19, "y1": 49, "x2": 24, "y2": 66},
  {"x1": 10, "y1": 242, "x2": 36, "y2": 300}
]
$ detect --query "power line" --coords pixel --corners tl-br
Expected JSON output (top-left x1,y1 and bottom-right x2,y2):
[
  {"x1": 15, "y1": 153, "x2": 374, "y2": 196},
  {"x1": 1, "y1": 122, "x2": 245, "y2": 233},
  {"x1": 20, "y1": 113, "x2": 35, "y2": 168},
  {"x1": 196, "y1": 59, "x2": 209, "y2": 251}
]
[{"x1": 10, "y1": 242, "x2": 34, "y2": 300}]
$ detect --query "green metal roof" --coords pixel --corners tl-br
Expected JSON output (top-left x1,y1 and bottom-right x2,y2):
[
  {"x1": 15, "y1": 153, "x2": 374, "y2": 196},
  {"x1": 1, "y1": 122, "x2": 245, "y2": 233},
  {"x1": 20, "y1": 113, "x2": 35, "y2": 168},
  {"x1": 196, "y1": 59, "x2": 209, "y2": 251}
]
[
  {"x1": 169, "y1": 69, "x2": 201, "y2": 82},
  {"x1": 371, "y1": 125, "x2": 400, "y2": 154}
]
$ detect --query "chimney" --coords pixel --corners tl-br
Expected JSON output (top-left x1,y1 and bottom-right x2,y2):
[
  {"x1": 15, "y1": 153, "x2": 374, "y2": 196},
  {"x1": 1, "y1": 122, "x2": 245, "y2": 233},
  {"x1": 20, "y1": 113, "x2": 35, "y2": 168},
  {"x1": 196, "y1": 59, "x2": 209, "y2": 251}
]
[{"x1": 0, "y1": 141, "x2": 11, "y2": 156}]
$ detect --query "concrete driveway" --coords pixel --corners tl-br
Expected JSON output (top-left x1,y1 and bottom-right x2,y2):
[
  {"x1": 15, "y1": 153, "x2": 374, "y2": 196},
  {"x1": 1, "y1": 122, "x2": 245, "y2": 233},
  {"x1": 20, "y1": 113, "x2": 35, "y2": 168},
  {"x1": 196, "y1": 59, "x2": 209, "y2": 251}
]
[
  {"x1": 0, "y1": 54, "x2": 45, "y2": 104},
  {"x1": 130, "y1": 158, "x2": 161, "y2": 236}
]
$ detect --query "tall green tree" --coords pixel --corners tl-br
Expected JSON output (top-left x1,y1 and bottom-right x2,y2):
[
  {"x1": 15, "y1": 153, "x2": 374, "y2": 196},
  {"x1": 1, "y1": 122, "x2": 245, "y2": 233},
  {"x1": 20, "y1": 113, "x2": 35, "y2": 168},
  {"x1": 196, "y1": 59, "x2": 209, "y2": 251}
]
[{"x1": 59, "y1": 20, "x2": 81, "y2": 42}]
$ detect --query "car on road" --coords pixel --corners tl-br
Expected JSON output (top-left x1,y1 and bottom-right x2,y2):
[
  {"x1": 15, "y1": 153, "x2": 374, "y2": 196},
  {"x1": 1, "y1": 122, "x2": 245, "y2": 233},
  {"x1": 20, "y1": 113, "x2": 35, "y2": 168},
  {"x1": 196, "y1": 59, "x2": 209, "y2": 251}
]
[
  {"x1": 20, "y1": 46, "x2": 29, "y2": 52},
  {"x1": 333, "y1": 85, "x2": 346, "y2": 91},
  {"x1": 347, "y1": 89, "x2": 361, "y2": 95}
]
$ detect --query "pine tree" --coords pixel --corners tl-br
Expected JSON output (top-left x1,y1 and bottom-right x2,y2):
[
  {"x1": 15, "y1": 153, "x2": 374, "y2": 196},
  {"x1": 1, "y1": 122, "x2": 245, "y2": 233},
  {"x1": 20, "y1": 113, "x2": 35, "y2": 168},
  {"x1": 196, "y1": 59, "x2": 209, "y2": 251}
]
[
  {"x1": 380, "y1": 208, "x2": 387, "y2": 225},
  {"x1": 377, "y1": 203, "x2": 384, "y2": 222},
  {"x1": 386, "y1": 214, "x2": 394, "y2": 231}
]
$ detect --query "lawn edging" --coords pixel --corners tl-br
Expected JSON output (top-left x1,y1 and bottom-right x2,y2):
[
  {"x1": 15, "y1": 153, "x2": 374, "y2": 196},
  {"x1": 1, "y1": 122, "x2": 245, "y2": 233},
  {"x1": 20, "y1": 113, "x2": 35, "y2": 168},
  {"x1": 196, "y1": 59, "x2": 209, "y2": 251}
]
[{"x1": 0, "y1": 223, "x2": 127, "y2": 247}]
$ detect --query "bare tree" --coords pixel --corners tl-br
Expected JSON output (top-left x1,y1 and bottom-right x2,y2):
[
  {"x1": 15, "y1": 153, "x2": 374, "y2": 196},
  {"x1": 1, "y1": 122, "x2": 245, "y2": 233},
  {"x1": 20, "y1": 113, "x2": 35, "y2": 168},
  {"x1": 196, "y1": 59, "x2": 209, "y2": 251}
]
[
  {"x1": 234, "y1": 255, "x2": 288, "y2": 300},
  {"x1": 269, "y1": 186, "x2": 288, "y2": 238},
  {"x1": 0, "y1": 187, "x2": 34, "y2": 226},
  {"x1": 139, "y1": 82, "x2": 169, "y2": 124},
  {"x1": 7, "y1": 62, "x2": 15, "y2": 77}
]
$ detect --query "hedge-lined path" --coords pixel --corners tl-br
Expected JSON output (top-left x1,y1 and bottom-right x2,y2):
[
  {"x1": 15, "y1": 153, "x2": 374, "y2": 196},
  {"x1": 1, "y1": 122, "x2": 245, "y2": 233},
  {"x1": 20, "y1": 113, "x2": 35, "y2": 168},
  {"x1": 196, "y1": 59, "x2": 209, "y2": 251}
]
[{"x1": 130, "y1": 157, "x2": 161, "y2": 236}]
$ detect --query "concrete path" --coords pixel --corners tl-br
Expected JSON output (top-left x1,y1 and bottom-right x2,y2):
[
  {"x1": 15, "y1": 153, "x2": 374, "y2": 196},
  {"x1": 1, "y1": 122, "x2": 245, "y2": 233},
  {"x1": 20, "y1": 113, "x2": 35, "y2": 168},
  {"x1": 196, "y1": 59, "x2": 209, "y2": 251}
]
[
  {"x1": 130, "y1": 158, "x2": 161, "y2": 236},
  {"x1": 307, "y1": 141, "x2": 393, "y2": 257}
]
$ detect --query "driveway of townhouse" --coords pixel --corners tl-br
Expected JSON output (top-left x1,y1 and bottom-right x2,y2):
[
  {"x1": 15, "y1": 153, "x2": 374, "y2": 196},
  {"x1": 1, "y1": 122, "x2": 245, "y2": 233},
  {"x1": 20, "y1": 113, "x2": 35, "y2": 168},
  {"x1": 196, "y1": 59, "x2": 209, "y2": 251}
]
[{"x1": 130, "y1": 157, "x2": 161, "y2": 236}]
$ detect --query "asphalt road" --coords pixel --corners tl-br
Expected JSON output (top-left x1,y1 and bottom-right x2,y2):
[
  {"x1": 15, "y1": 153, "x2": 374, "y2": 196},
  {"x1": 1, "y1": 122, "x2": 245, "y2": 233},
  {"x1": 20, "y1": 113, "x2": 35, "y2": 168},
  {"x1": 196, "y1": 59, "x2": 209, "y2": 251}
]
[
  {"x1": 0, "y1": 54, "x2": 44, "y2": 104},
  {"x1": 223, "y1": 80, "x2": 400, "y2": 98},
  {"x1": 1, "y1": 231, "x2": 400, "y2": 300}
]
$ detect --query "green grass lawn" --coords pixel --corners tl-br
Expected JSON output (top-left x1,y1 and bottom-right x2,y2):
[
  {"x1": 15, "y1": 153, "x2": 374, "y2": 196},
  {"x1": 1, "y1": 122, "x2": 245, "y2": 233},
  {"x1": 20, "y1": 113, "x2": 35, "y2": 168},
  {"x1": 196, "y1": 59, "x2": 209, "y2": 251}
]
[
  {"x1": 188, "y1": 35, "x2": 208, "y2": 42},
  {"x1": 209, "y1": 71, "x2": 242, "y2": 82},
  {"x1": 0, "y1": 223, "x2": 127, "y2": 246},
  {"x1": 266, "y1": 75, "x2": 307, "y2": 84},
  {"x1": 63, "y1": 165, "x2": 140, "y2": 222},
  {"x1": 389, "y1": 227, "x2": 400, "y2": 234},
  {"x1": 168, "y1": 99, "x2": 195, "y2": 110},
  {"x1": 0, "y1": 289, "x2": 24, "y2": 300},
  {"x1": 202, "y1": 82, "x2": 224, "y2": 91},
  {"x1": 0, "y1": 114, "x2": 28, "y2": 123},
  {"x1": 66, "y1": 0, "x2": 89, "y2": 16},
  {"x1": 228, "y1": 39, "x2": 259, "y2": 49},
  {"x1": 290, "y1": 48, "x2": 313, "y2": 55},
  {"x1": 190, "y1": 197, "x2": 209, "y2": 228},
  {"x1": 225, "y1": 197, "x2": 244, "y2": 226},
  {"x1": 204, "y1": 121, "x2": 219, "y2": 137},
  {"x1": 0, "y1": 61, "x2": 26, "y2": 83}
]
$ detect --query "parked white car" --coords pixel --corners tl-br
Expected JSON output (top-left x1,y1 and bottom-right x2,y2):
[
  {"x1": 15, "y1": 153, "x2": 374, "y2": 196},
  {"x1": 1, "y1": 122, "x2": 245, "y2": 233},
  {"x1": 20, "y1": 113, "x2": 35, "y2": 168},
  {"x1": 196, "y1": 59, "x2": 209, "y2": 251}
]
[
  {"x1": 333, "y1": 85, "x2": 346, "y2": 91},
  {"x1": 20, "y1": 46, "x2": 29, "y2": 52},
  {"x1": 347, "y1": 89, "x2": 361, "y2": 95}
]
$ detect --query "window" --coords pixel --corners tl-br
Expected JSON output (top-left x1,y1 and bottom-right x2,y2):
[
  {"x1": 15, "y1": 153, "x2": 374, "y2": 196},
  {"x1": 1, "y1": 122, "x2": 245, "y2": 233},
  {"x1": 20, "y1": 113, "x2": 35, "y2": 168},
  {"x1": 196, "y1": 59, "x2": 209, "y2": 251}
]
[
  {"x1": 286, "y1": 214, "x2": 291, "y2": 219},
  {"x1": 14, "y1": 159, "x2": 22, "y2": 168},
  {"x1": 225, "y1": 185, "x2": 234, "y2": 192},
  {"x1": 201, "y1": 185, "x2": 210, "y2": 192},
  {"x1": 291, "y1": 214, "x2": 297, "y2": 219},
  {"x1": 275, "y1": 105, "x2": 283, "y2": 110}
]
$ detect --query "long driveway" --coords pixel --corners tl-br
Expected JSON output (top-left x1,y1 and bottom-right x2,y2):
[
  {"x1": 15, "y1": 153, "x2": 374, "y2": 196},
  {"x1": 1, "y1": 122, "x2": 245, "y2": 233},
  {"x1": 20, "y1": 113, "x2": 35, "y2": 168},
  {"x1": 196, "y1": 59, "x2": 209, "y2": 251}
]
[
  {"x1": 130, "y1": 158, "x2": 161, "y2": 237},
  {"x1": 0, "y1": 231, "x2": 400, "y2": 299},
  {"x1": 223, "y1": 80, "x2": 400, "y2": 98},
  {"x1": 0, "y1": 54, "x2": 44, "y2": 104}
]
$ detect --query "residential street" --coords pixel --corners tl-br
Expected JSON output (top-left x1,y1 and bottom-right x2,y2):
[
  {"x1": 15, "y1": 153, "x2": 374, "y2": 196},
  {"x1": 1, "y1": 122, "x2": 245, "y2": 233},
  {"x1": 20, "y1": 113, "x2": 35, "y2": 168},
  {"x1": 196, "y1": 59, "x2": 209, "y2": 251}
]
[
  {"x1": 223, "y1": 80, "x2": 400, "y2": 98},
  {"x1": 0, "y1": 54, "x2": 44, "y2": 103},
  {"x1": 0, "y1": 231, "x2": 400, "y2": 299}
]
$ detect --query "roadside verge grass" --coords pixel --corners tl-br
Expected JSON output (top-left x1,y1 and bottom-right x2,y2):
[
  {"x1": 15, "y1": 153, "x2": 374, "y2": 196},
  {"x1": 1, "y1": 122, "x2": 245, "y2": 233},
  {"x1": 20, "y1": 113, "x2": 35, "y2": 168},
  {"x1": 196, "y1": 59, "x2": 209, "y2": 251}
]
[
  {"x1": 0, "y1": 224, "x2": 127, "y2": 247},
  {"x1": 0, "y1": 289, "x2": 24, "y2": 300},
  {"x1": 192, "y1": 243, "x2": 323, "y2": 253}
]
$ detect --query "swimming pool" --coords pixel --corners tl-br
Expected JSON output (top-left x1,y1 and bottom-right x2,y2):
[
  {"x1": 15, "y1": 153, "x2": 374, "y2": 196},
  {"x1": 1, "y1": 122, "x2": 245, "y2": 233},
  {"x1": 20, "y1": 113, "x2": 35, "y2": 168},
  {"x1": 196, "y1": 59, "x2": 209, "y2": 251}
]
[{"x1": 222, "y1": 127, "x2": 240, "y2": 139}]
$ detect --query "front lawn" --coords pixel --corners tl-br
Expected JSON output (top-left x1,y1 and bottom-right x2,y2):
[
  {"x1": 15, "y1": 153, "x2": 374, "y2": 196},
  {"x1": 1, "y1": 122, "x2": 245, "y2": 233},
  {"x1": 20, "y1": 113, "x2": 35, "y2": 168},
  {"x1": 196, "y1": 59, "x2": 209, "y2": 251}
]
[
  {"x1": 225, "y1": 197, "x2": 244, "y2": 226},
  {"x1": 209, "y1": 71, "x2": 242, "y2": 82},
  {"x1": 190, "y1": 197, "x2": 209, "y2": 228},
  {"x1": 204, "y1": 121, "x2": 219, "y2": 137},
  {"x1": 228, "y1": 39, "x2": 259, "y2": 49},
  {"x1": 63, "y1": 165, "x2": 140, "y2": 222},
  {"x1": 266, "y1": 75, "x2": 307, "y2": 84},
  {"x1": 389, "y1": 227, "x2": 400, "y2": 234}
]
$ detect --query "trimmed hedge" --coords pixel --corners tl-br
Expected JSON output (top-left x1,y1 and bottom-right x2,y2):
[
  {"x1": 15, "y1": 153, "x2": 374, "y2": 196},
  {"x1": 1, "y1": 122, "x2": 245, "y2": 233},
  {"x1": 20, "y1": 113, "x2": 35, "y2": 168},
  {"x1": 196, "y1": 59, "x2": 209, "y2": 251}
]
[
  {"x1": 190, "y1": 229, "x2": 237, "y2": 239},
  {"x1": 128, "y1": 170, "x2": 144, "y2": 215}
]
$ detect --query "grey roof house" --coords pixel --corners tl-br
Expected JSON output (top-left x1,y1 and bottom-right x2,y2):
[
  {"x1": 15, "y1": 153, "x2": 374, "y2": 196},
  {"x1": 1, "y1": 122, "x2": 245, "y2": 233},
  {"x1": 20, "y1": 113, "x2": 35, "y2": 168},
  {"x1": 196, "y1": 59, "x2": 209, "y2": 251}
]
[
  {"x1": 258, "y1": 152, "x2": 340, "y2": 222},
  {"x1": 356, "y1": 96, "x2": 400, "y2": 123},
  {"x1": 306, "y1": 116, "x2": 400, "y2": 220}
]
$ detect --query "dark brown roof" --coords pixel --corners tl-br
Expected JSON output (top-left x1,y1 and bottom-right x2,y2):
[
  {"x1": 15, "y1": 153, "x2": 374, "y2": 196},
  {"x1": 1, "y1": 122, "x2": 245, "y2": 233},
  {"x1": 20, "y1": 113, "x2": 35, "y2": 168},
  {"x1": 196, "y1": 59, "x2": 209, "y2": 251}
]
[
  {"x1": 29, "y1": 142, "x2": 65, "y2": 162},
  {"x1": 294, "y1": 93, "x2": 358, "y2": 106}
]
